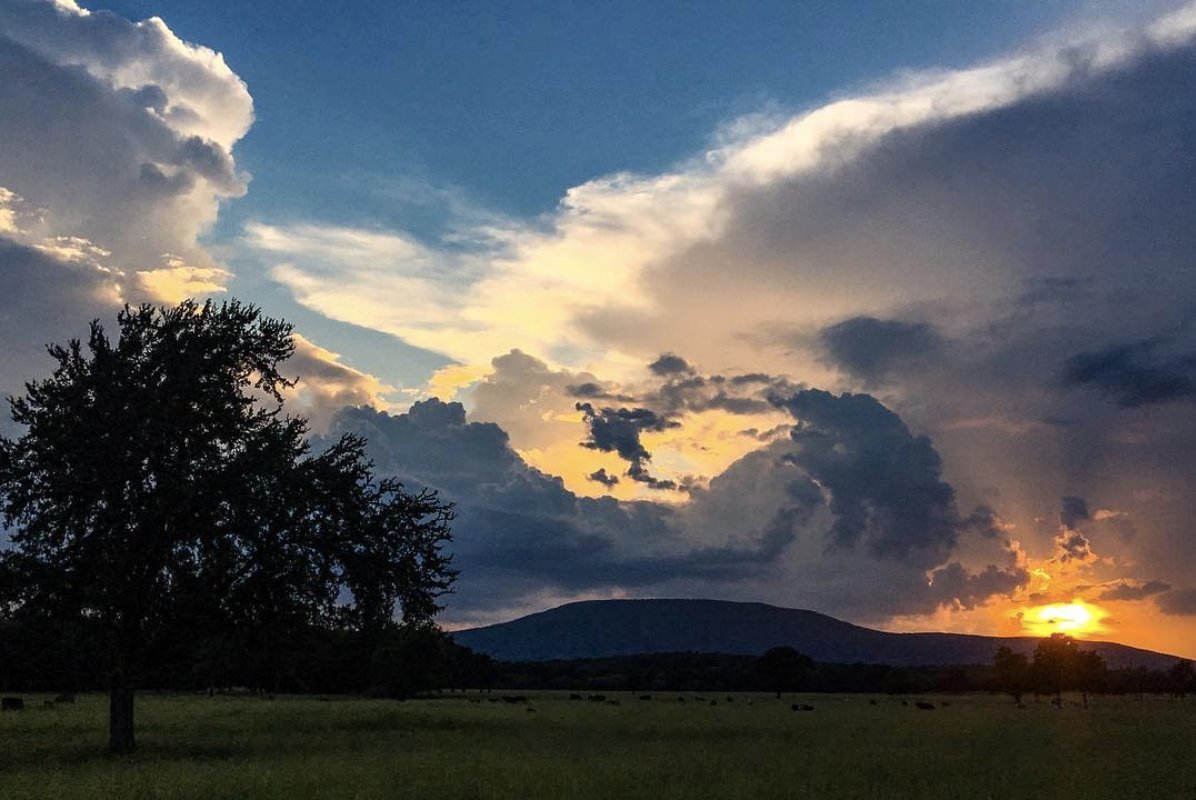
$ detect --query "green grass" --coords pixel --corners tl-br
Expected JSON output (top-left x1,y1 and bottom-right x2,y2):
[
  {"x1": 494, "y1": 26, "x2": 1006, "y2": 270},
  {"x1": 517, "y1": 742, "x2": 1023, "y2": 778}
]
[{"x1": 2, "y1": 691, "x2": 1195, "y2": 799}]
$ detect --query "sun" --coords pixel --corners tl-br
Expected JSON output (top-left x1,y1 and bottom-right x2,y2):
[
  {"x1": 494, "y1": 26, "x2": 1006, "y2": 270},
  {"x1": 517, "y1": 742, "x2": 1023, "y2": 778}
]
[{"x1": 1022, "y1": 601, "x2": 1103, "y2": 637}]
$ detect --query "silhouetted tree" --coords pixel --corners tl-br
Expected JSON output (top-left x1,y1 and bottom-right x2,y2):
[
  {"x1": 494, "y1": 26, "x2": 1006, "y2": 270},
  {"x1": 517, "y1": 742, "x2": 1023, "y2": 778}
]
[
  {"x1": 993, "y1": 646, "x2": 1029, "y2": 704},
  {"x1": 0, "y1": 300, "x2": 456, "y2": 753},
  {"x1": 754, "y1": 646, "x2": 813, "y2": 697},
  {"x1": 1170, "y1": 659, "x2": 1195, "y2": 700},
  {"x1": 1073, "y1": 648, "x2": 1106, "y2": 708},
  {"x1": 1032, "y1": 633, "x2": 1079, "y2": 701}
]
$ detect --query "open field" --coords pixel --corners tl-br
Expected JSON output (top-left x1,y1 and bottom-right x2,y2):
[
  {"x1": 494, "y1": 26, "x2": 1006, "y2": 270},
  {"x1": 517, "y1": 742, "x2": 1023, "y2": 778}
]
[{"x1": 2, "y1": 691, "x2": 1195, "y2": 799}]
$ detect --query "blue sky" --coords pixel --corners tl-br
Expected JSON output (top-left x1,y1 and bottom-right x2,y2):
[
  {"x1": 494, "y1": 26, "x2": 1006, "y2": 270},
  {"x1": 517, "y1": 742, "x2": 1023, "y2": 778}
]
[
  {"x1": 94, "y1": 0, "x2": 1125, "y2": 386},
  {"x1": 6, "y1": 0, "x2": 1196, "y2": 649}
]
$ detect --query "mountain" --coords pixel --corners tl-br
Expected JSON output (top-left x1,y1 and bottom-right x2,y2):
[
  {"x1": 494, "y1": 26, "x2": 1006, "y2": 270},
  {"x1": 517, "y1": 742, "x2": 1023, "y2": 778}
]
[{"x1": 452, "y1": 599, "x2": 1181, "y2": 669}]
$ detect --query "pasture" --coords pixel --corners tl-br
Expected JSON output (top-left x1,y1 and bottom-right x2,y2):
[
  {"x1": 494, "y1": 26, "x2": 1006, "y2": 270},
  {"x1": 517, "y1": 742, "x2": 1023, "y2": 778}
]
[{"x1": 1, "y1": 691, "x2": 1194, "y2": 799}]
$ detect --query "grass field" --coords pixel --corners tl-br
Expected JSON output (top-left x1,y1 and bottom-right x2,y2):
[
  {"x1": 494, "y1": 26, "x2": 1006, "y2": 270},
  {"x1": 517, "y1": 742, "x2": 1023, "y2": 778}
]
[{"x1": 2, "y1": 691, "x2": 1195, "y2": 799}]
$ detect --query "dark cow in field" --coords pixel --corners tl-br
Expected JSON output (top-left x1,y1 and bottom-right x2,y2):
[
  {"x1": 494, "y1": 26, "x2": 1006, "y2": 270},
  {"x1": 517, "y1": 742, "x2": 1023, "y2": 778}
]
[
  {"x1": 501, "y1": 696, "x2": 528, "y2": 704},
  {"x1": 588, "y1": 694, "x2": 606, "y2": 702},
  {"x1": 639, "y1": 695, "x2": 652, "y2": 701},
  {"x1": 790, "y1": 703, "x2": 815, "y2": 711},
  {"x1": 2, "y1": 697, "x2": 25, "y2": 711},
  {"x1": 570, "y1": 694, "x2": 583, "y2": 701},
  {"x1": 915, "y1": 702, "x2": 936, "y2": 710}
]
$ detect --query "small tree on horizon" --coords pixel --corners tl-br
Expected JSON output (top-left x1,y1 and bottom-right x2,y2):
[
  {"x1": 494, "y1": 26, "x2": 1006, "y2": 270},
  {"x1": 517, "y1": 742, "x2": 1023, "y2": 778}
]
[
  {"x1": 754, "y1": 646, "x2": 814, "y2": 698},
  {"x1": 993, "y1": 645, "x2": 1029, "y2": 704},
  {"x1": 0, "y1": 300, "x2": 456, "y2": 753}
]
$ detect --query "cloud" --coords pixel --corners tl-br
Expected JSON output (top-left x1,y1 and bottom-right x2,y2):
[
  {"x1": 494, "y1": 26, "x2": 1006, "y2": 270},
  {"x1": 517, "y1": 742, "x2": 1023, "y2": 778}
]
[
  {"x1": 1063, "y1": 329, "x2": 1196, "y2": 407},
  {"x1": 322, "y1": 394, "x2": 1028, "y2": 623},
  {"x1": 1098, "y1": 579, "x2": 1172, "y2": 602},
  {"x1": 648, "y1": 353, "x2": 693, "y2": 376},
  {"x1": 1158, "y1": 588, "x2": 1196, "y2": 616},
  {"x1": 587, "y1": 468, "x2": 619, "y2": 488},
  {"x1": 285, "y1": 335, "x2": 395, "y2": 432},
  {"x1": 1060, "y1": 496, "x2": 1091, "y2": 530},
  {"x1": 771, "y1": 389, "x2": 962, "y2": 568},
  {"x1": 0, "y1": 0, "x2": 257, "y2": 401},
  {"x1": 576, "y1": 402, "x2": 681, "y2": 489},
  {"x1": 251, "y1": 7, "x2": 1196, "y2": 382},
  {"x1": 820, "y1": 316, "x2": 945, "y2": 384}
]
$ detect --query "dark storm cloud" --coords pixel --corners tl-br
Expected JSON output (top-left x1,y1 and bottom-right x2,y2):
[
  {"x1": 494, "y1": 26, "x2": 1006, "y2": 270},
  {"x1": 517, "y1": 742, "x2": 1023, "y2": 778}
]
[
  {"x1": 1063, "y1": 331, "x2": 1196, "y2": 407},
  {"x1": 648, "y1": 353, "x2": 693, "y2": 376},
  {"x1": 1157, "y1": 588, "x2": 1196, "y2": 617},
  {"x1": 574, "y1": 402, "x2": 678, "y2": 463},
  {"x1": 819, "y1": 316, "x2": 945, "y2": 383},
  {"x1": 1060, "y1": 496, "x2": 1090, "y2": 530},
  {"x1": 323, "y1": 401, "x2": 803, "y2": 612},
  {"x1": 771, "y1": 389, "x2": 963, "y2": 568},
  {"x1": 958, "y1": 505, "x2": 1005, "y2": 539},
  {"x1": 587, "y1": 468, "x2": 619, "y2": 487},
  {"x1": 1055, "y1": 531, "x2": 1094, "y2": 563},
  {"x1": 927, "y1": 562, "x2": 1029, "y2": 611},
  {"x1": 1098, "y1": 579, "x2": 1172, "y2": 602}
]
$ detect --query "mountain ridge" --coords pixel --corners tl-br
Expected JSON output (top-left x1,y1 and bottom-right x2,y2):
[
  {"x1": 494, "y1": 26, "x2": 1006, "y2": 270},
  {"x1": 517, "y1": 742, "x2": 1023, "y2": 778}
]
[{"x1": 451, "y1": 598, "x2": 1182, "y2": 669}]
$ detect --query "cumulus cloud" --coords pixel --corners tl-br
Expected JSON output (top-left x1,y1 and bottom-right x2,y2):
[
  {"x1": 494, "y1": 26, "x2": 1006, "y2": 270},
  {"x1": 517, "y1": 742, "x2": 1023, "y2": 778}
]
[
  {"x1": 241, "y1": 9, "x2": 1196, "y2": 622},
  {"x1": 319, "y1": 391, "x2": 1028, "y2": 624},
  {"x1": 0, "y1": 0, "x2": 259, "y2": 402}
]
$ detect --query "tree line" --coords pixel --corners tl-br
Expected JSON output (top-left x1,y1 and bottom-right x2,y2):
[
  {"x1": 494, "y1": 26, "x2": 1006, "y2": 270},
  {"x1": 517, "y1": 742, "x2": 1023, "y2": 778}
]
[{"x1": 490, "y1": 641, "x2": 1196, "y2": 700}]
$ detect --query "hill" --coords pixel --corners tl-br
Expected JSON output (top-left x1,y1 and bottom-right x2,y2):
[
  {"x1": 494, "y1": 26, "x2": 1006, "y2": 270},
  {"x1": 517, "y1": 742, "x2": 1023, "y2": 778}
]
[{"x1": 452, "y1": 598, "x2": 1180, "y2": 669}]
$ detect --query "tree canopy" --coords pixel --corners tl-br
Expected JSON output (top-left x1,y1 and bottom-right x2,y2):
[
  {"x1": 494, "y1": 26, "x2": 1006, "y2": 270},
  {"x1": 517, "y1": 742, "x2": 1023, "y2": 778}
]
[{"x1": 0, "y1": 300, "x2": 456, "y2": 752}]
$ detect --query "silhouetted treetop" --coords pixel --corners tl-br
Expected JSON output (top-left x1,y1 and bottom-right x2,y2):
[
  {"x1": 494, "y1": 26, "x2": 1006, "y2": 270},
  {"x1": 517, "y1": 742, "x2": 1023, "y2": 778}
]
[{"x1": 0, "y1": 299, "x2": 456, "y2": 753}]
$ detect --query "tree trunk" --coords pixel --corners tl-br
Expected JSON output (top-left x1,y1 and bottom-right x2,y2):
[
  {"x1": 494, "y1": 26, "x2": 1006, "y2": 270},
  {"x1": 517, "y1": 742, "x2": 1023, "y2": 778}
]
[{"x1": 109, "y1": 686, "x2": 135, "y2": 754}]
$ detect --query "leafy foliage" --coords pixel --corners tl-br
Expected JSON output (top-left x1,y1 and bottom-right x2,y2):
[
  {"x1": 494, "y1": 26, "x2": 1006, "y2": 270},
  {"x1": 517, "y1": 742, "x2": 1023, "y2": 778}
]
[{"x1": 0, "y1": 300, "x2": 457, "y2": 750}]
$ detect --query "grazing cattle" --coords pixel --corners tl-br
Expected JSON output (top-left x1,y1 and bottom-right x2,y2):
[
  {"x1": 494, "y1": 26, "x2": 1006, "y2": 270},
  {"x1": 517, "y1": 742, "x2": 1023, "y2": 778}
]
[
  {"x1": 588, "y1": 695, "x2": 606, "y2": 702},
  {"x1": 501, "y1": 696, "x2": 528, "y2": 704},
  {"x1": 570, "y1": 694, "x2": 583, "y2": 701},
  {"x1": 639, "y1": 695, "x2": 652, "y2": 701},
  {"x1": 526, "y1": 707, "x2": 537, "y2": 713},
  {"x1": 54, "y1": 694, "x2": 76, "y2": 704},
  {"x1": 869, "y1": 699, "x2": 878, "y2": 705},
  {"x1": 2, "y1": 697, "x2": 25, "y2": 711},
  {"x1": 677, "y1": 697, "x2": 686, "y2": 703},
  {"x1": 915, "y1": 702, "x2": 936, "y2": 710},
  {"x1": 790, "y1": 703, "x2": 815, "y2": 711},
  {"x1": 901, "y1": 700, "x2": 909, "y2": 706},
  {"x1": 725, "y1": 696, "x2": 734, "y2": 703},
  {"x1": 709, "y1": 699, "x2": 718, "y2": 706}
]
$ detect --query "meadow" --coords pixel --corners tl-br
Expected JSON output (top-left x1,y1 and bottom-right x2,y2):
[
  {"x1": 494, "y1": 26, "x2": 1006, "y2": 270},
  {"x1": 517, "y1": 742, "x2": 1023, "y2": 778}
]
[{"x1": 1, "y1": 691, "x2": 1194, "y2": 799}]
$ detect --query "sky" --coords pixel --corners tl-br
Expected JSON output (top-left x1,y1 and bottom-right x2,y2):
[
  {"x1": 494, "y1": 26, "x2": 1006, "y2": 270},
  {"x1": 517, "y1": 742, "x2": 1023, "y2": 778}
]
[{"x1": 4, "y1": 0, "x2": 1196, "y2": 657}]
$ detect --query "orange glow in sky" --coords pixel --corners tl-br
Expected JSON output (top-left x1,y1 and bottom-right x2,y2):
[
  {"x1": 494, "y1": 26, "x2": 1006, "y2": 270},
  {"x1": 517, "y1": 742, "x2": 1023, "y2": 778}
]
[{"x1": 1022, "y1": 601, "x2": 1105, "y2": 638}]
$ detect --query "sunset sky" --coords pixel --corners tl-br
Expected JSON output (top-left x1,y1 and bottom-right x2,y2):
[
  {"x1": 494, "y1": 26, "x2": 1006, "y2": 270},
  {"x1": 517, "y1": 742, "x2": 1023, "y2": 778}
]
[{"x1": 4, "y1": 0, "x2": 1196, "y2": 656}]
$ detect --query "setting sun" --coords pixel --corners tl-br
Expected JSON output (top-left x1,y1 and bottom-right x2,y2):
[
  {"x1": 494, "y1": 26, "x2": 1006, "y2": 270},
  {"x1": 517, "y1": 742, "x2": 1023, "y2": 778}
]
[{"x1": 1023, "y1": 602, "x2": 1104, "y2": 637}]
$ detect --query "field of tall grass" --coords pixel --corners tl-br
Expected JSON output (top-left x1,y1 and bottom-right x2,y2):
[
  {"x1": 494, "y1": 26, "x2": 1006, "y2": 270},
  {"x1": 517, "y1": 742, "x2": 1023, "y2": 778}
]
[{"x1": 2, "y1": 691, "x2": 1194, "y2": 799}]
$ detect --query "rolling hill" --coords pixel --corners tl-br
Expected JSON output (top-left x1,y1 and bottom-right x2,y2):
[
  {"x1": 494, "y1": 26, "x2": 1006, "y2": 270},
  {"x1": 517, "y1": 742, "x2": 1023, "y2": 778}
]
[{"x1": 452, "y1": 599, "x2": 1181, "y2": 669}]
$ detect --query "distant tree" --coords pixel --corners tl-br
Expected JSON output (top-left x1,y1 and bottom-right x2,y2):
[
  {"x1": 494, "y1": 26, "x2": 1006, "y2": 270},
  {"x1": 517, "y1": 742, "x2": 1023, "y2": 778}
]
[
  {"x1": 1169, "y1": 659, "x2": 1195, "y2": 700},
  {"x1": 1073, "y1": 648, "x2": 1106, "y2": 709},
  {"x1": 993, "y1": 646, "x2": 1029, "y2": 704},
  {"x1": 1032, "y1": 633, "x2": 1080, "y2": 702},
  {"x1": 754, "y1": 646, "x2": 813, "y2": 698},
  {"x1": 0, "y1": 300, "x2": 456, "y2": 753}
]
